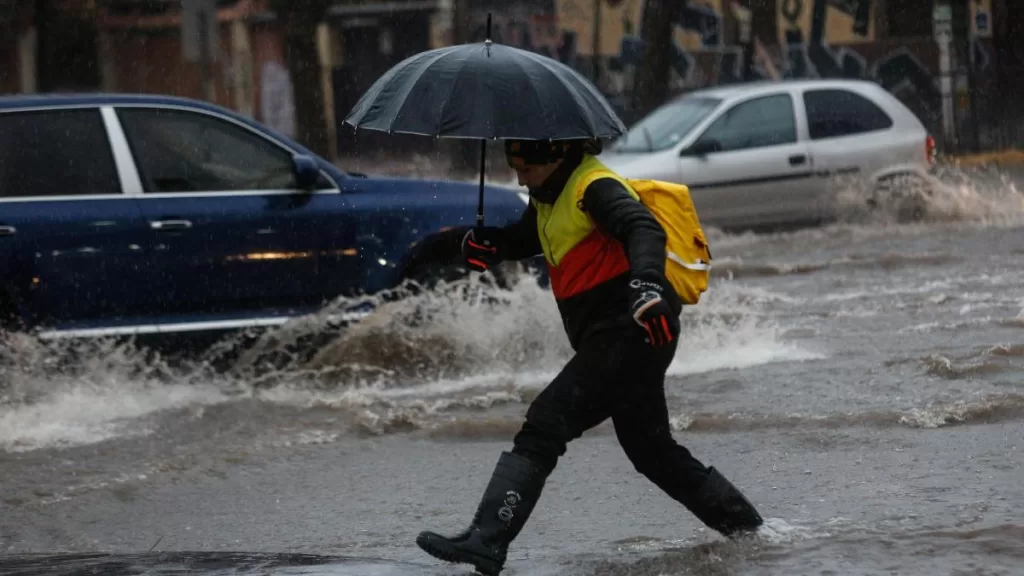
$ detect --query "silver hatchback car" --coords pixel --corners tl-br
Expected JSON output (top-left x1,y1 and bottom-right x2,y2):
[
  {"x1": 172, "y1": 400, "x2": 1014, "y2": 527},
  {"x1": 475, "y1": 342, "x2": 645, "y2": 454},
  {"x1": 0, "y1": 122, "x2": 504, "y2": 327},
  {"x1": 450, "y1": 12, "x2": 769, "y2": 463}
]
[{"x1": 599, "y1": 79, "x2": 936, "y2": 231}]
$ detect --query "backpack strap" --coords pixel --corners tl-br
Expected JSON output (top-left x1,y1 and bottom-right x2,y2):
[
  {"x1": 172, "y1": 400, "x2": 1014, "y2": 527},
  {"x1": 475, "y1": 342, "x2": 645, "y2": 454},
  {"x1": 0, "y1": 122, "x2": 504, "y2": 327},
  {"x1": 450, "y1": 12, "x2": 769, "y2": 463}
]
[{"x1": 573, "y1": 169, "x2": 638, "y2": 211}]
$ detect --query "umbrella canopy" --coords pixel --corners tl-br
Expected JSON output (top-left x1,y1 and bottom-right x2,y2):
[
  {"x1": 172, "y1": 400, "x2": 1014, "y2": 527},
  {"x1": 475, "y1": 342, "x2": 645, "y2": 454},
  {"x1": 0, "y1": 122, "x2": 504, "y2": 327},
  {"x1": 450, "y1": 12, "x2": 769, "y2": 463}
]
[{"x1": 343, "y1": 40, "x2": 626, "y2": 141}]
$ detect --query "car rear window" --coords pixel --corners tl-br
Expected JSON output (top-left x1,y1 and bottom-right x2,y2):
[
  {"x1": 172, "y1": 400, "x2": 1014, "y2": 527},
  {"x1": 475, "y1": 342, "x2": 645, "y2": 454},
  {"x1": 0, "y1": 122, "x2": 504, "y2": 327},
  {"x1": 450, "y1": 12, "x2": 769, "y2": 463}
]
[
  {"x1": 0, "y1": 108, "x2": 120, "y2": 198},
  {"x1": 803, "y1": 89, "x2": 894, "y2": 140}
]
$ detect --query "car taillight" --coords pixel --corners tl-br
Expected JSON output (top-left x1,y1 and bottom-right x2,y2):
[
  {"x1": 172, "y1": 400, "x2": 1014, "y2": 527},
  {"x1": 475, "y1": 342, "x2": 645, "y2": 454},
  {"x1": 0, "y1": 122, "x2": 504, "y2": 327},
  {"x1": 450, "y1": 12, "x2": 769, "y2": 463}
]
[{"x1": 925, "y1": 135, "x2": 936, "y2": 164}]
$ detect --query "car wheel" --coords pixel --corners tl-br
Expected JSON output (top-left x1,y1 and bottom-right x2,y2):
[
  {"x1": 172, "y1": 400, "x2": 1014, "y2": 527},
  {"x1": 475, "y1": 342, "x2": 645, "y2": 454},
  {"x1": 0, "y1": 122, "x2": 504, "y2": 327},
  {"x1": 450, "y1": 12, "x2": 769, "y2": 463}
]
[{"x1": 870, "y1": 173, "x2": 932, "y2": 223}]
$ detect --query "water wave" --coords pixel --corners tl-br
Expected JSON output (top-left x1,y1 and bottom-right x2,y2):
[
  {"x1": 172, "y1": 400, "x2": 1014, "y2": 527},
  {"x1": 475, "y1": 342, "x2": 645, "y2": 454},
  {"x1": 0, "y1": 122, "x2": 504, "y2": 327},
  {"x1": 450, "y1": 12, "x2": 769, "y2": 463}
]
[
  {"x1": 713, "y1": 251, "x2": 957, "y2": 280},
  {"x1": 834, "y1": 164, "x2": 1024, "y2": 226},
  {"x1": 0, "y1": 274, "x2": 814, "y2": 452},
  {"x1": 886, "y1": 343, "x2": 1024, "y2": 379},
  {"x1": 668, "y1": 394, "x2": 1024, "y2": 433},
  {"x1": 272, "y1": 391, "x2": 1024, "y2": 441},
  {"x1": 703, "y1": 164, "x2": 1024, "y2": 252}
]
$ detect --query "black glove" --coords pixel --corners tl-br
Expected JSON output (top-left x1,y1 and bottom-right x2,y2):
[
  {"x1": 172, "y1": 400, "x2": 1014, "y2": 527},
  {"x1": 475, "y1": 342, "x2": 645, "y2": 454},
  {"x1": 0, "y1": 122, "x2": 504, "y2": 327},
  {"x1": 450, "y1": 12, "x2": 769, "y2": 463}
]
[
  {"x1": 461, "y1": 227, "x2": 504, "y2": 272},
  {"x1": 629, "y1": 275, "x2": 680, "y2": 347}
]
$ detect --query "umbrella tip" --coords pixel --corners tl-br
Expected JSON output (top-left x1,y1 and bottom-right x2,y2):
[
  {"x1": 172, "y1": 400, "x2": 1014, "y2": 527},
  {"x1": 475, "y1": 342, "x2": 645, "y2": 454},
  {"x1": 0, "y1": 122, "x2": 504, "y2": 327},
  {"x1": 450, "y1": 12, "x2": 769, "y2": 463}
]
[{"x1": 486, "y1": 13, "x2": 492, "y2": 40}]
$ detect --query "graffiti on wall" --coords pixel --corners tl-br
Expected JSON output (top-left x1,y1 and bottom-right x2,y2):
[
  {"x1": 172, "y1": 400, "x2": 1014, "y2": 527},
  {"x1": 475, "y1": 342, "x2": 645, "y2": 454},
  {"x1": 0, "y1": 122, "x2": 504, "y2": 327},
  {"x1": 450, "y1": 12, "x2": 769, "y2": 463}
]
[
  {"x1": 773, "y1": 0, "x2": 1003, "y2": 133},
  {"x1": 455, "y1": 0, "x2": 996, "y2": 130},
  {"x1": 462, "y1": 0, "x2": 731, "y2": 100},
  {"x1": 466, "y1": 0, "x2": 723, "y2": 59},
  {"x1": 775, "y1": 0, "x2": 940, "y2": 120},
  {"x1": 469, "y1": 11, "x2": 577, "y2": 67},
  {"x1": 611, "y1": 0, "x2": 729, "y2": 89}
]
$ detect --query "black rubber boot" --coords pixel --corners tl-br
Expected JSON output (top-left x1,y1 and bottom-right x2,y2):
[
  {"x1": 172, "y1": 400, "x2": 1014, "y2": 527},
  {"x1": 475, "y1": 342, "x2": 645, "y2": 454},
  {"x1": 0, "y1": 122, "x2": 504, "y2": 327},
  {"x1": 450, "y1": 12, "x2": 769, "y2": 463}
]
[
  {"x1": 416, "y1": 451, "x2": 547, "y2": 575},
  {"x1": 688, "y1": 466, "x2": 764, "y2": 538}
]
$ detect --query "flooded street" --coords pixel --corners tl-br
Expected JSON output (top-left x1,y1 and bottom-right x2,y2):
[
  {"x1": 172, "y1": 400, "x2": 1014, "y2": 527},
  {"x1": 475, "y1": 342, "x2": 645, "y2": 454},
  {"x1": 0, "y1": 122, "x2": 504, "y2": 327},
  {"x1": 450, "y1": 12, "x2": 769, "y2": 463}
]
[{"x1": 2, "y1": 171, "x2": 1024, "y2": 575}]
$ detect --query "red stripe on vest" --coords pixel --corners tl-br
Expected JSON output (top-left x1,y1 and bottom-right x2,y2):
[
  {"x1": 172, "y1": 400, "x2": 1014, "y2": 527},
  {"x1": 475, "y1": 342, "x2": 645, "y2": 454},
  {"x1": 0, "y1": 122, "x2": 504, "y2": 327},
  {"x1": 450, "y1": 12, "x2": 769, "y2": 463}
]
[{"x1": 548, "y1": 229, "x2": 631, "y2": 300}]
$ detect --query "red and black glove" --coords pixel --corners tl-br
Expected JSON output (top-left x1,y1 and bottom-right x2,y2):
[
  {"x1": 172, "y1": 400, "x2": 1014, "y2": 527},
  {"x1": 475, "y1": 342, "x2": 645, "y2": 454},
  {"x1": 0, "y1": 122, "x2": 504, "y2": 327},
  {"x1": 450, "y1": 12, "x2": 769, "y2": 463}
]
[
  {"x1": 629, "y1": 275, "x2": 681, "y2": 347},
  {"x1": 461, "y1": 227, "x2": 504, "y2": 272}
]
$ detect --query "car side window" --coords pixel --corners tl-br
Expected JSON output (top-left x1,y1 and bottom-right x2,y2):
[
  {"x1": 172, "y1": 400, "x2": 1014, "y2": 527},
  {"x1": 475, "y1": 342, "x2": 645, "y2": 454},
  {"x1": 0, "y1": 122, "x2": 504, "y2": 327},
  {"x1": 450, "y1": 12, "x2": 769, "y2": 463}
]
[
  {"x1": 803, "y1": 89, "x2": 894, "y2": 140},
  {"x1": 117, "y1": 108, "x2": 302, "y2": 193},
  {"x1": 697, "y1": 94, "x2": 797, "y2": 153},
  {"x1": 0, "y1": 109, "x2": 121, "y2": 199}
]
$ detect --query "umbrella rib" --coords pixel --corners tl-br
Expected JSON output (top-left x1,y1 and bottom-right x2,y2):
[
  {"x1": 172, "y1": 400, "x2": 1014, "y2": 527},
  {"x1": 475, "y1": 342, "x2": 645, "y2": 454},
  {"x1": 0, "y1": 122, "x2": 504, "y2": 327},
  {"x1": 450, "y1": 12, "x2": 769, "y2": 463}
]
[
  {"x1": 434, "y1": 48, "x2": 475, "y2": 138},
  {"x1": 516, "y1": 51, "x2": 599, "y2": 137},
  {"x1": 509, "y1": 52, "x2": 552, "y2": 140},
  {"x1": 345, "y1": 48, "x2": 437, "y2": 127},
  {"x1": 383, "y1": 46, "x2": 465, "y2": 133},
  {"x1": 517, "y1": 50, "x2": 622, "y2": 137}
]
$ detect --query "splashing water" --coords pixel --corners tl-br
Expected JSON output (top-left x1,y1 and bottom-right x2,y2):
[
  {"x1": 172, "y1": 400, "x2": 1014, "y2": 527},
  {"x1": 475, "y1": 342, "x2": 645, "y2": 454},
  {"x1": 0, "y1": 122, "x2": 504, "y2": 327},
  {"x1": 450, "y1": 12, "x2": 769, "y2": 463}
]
[
  {"x1": 702, "y1": 163, "x2": 1024, "y2": 254},
  {"x1": 0, "y1": 271, "x2": 815, "y2": 453},
  {"x1": 834, "y1": 162, "x2": 1024, "y2": 226},
  {"x1": 0, "y1": 334, "x2": 238, "y2": 452},
  {"x1": 6, "y1": 163, "x2": 1024, "y2": 453}
]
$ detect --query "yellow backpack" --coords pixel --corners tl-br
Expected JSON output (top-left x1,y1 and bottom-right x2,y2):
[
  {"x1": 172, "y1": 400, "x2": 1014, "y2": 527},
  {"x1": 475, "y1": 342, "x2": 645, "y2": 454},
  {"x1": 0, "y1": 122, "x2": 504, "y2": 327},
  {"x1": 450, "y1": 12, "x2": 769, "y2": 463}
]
[
  {"x1": 627, "y1": 178, "x2": 712, "y2": 305},
  {"x1": 575, "y1": 170, "x2": 712, "y2": 305}
]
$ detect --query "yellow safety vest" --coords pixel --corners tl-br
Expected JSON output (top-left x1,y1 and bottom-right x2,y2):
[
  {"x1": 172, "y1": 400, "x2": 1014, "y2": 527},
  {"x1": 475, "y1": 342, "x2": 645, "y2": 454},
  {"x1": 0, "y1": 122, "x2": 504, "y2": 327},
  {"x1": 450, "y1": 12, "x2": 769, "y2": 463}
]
[
  {"x1": 533, "y1": 154, "x2": 638, "y2": 300},
  {"x1": 534, "y1": 154, "x2": 713, "y2": 305}
]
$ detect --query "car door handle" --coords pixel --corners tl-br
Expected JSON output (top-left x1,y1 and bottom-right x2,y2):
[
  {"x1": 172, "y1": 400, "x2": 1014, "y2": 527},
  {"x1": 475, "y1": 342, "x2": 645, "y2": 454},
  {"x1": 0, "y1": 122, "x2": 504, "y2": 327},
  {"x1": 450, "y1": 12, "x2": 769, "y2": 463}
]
[
  {"x1": 149, "y1": 219, "x2": 193, "y2": 231},
  {"x1": 788, "y1": 154, "x2": 807, "y2": 166},
  {"x1": 0, "y1": 225, "x2": 15, "y2": 236}
]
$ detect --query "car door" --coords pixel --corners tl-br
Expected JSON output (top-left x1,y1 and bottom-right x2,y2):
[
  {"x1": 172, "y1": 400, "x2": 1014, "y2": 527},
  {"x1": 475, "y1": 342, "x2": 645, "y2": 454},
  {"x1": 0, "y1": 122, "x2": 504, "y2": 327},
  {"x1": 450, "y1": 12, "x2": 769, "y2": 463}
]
[
  {"x1": 114, "y1": 106, "x2": 331, "y2": 325},
  {"x1": 0, "y1": 107, "x2": 152, "y2": 333},
  {"x1": 678, "y1": 92, "x2": 817, "y2": 229},
  {"x1": 800, "y1": 87, "x2": 902, "y2": 220}
]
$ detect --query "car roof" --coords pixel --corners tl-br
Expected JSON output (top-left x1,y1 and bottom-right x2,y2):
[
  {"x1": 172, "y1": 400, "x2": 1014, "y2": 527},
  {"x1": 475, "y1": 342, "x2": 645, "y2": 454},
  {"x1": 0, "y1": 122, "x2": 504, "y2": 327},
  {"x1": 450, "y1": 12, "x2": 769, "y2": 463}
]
[
  {"x1": 0, "y1": 92, "x2": 227, "y2": 113},
  {"x1": 0, "y1": 92, "x2": 341, "y2": 167},
  {"x1": 678, "y1": 78, "x2": 886, "y2": 102}
]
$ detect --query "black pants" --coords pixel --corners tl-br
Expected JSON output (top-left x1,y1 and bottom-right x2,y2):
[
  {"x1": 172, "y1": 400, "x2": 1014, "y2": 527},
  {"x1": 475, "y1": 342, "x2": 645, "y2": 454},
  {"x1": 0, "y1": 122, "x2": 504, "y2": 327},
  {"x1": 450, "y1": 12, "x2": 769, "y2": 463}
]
[{"x1": 511, "y1": 320, "x2": 712, "y2": 501}]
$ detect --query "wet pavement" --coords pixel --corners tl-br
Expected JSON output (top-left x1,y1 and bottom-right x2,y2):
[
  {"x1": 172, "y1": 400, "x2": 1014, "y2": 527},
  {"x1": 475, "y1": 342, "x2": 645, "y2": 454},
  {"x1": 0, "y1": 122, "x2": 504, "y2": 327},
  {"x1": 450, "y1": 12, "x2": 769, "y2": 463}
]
[{"x1": 2, "y1": 165, "x2": 1024, "y2": 575}]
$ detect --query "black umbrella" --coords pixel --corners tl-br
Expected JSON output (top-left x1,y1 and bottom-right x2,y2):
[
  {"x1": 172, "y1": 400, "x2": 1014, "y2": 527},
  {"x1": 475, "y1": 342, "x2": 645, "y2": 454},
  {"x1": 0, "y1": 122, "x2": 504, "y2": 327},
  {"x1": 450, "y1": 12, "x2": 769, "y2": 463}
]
[{"x1": 343, "y1": 15, "x2": 626, "y2": 226}]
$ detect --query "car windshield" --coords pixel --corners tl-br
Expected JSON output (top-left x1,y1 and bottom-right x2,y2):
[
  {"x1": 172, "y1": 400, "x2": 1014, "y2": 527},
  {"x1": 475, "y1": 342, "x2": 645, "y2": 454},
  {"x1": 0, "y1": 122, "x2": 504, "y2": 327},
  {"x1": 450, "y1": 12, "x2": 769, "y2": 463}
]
[{"x1": 611, "y1": 96, "x2": 722, "y2": 153}]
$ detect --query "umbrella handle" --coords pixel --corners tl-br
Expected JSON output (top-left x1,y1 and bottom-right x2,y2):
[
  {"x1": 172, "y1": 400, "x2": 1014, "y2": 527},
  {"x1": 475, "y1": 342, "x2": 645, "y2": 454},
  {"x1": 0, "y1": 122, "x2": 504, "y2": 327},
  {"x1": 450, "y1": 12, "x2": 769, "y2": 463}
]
[
  {"x1": 477, "y1": 139, "x2": 486, "y2": 227},
  {"x1": 477, "y1": 12, "x2": 493, "y2": 225},
  {"x1": 478, "y1": 12, "x2": 492, "y2": 227}
]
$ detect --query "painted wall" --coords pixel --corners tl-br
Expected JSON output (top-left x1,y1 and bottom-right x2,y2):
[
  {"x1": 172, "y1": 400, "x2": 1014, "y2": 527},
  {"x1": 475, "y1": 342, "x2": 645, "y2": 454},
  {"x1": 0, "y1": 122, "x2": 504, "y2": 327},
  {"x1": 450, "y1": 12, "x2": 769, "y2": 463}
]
[{"x1": 456, "y1": 0, "x2": 996, "y2": 137}]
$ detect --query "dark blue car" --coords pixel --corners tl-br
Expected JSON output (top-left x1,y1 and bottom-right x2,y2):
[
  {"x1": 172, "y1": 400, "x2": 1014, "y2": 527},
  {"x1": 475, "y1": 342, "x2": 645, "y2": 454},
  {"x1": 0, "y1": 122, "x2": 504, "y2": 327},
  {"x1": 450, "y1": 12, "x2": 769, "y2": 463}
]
[{"x1": 0, "y1": 94, "x2": 535, "y2": 341}]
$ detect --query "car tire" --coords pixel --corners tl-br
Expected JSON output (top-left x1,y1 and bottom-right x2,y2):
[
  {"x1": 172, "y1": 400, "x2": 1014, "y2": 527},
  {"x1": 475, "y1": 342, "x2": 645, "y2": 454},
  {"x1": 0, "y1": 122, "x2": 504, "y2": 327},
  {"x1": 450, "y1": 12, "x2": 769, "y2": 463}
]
[{"x1": 870, "y1": 173, "x2": 932, "y2": 223}]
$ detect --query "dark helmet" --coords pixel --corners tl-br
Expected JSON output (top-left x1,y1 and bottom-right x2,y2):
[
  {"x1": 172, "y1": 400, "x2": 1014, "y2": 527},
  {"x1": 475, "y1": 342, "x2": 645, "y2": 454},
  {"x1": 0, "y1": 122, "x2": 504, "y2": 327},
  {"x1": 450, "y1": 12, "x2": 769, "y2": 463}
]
[{"x1": 504, "y1": 138, "x2": 603, "y2": 168}]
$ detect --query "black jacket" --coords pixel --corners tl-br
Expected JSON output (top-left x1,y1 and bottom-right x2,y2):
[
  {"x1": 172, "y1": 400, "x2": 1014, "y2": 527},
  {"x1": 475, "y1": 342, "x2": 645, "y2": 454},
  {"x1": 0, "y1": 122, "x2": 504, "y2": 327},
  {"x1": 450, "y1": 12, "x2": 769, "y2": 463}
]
[{"x1": 500, "y1": 153, "x2": 678, "y2": 349}]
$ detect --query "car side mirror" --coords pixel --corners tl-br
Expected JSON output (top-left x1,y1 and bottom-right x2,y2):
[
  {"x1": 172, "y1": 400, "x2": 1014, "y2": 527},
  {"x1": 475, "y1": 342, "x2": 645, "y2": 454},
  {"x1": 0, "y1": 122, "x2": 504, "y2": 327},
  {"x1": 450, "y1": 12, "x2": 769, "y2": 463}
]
[
  {"x1": 682, "y1": 139, "x2": 721, "y2": 157},
  {"x1": 292, "y1": 154, "x2": 321, "y2": 191}
]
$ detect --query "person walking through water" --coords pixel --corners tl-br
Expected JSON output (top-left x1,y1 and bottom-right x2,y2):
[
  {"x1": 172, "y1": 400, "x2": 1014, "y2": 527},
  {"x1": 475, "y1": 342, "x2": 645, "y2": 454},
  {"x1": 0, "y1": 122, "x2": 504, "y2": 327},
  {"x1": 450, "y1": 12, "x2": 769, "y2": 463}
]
[{"x1": 416, "y1": 138, "x2": 764, "y2": 575}]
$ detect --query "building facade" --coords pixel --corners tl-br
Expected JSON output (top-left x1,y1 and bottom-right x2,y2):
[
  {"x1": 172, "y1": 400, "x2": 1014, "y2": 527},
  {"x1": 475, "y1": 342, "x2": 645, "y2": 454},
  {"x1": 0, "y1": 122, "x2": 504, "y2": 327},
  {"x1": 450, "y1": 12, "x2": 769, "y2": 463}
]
[{"x1": 0, "y1": 0, "x2": 1016, "y2": 157}]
